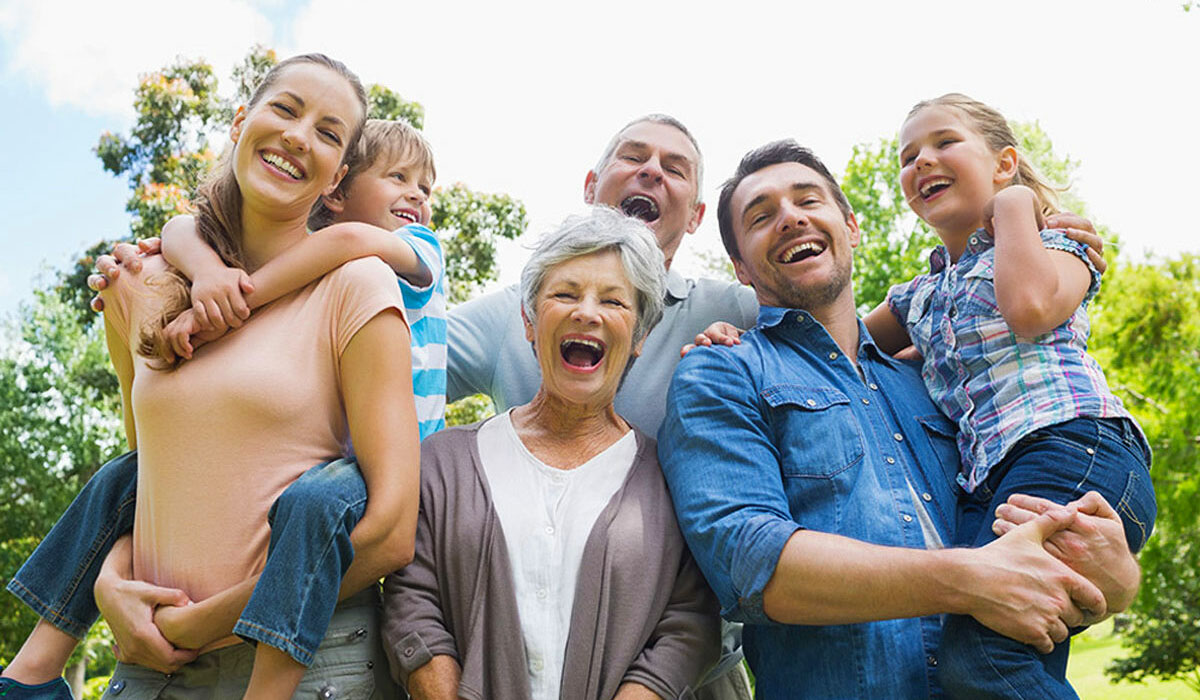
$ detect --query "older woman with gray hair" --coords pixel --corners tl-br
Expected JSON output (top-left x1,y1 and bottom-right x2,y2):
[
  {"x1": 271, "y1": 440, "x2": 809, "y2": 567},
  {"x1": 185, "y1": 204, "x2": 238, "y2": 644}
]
[{"x1": 381, "y1": 206, "x2": 721, "y2": 700}]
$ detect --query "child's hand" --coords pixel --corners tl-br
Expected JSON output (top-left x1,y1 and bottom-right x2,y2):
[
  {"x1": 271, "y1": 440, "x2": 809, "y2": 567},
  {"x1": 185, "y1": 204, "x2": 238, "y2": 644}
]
[
  {"x1": 190, "y1": 267, "x2": 254, "y2": 332},
  {"x1": 983, "y1": 185, "x2": 1045, "y2": 238},
  {"x1": 680, "y1": 322, "x2": 744, "y2": 358},
  {"x1": 164, "y1": 309, "x2": 225, "y2": 362}
]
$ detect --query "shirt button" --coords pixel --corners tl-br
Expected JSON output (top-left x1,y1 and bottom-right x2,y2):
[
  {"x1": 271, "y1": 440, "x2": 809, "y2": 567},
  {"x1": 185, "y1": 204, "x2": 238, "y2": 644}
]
[
  {"x1": 403, "y1": 647, "x2": 415, "y2": 658},
  {"x1": 806, "y1": 399, "x2": 816, "y2": 407},
  {"x1": 893, "y1": 433, "x2": 904, "y2": 442},
  {"x1": 969, "y1": 236, "x2": 979, "y2": 245},
  {"x1": 531, "y1": 658, "x2": 544, "y2": 672},
  {"x1": 829, "y1": 351, "x2": 838, "y2": 360},
  {"x1": 869, "y1": 383, "x2": 878, "y2": 391},
  {"x1": 861, "y1": 398, "x2": 870, "y2": 405},
  {"x1": 544, "y1": 526, "x2": 555, "y2": 535},
  {"x1": 922, "y1": 492, "x2": 933, "y2": 502},
  {"x1": 903, "y1": 514, "x2": 914, "y2": 522},
  {"x1": 927, "y1": 654, "x2": 939, "y2": 667},
  {"x1": 886, "y1": 457, "x2": 896, "y2": 464},
  {"x1": 1086, "y1": 448, "x2": 1096, "y2": 455},
  {"x1": 536, "y1": 588, "x2": 548, "y2": 600}
]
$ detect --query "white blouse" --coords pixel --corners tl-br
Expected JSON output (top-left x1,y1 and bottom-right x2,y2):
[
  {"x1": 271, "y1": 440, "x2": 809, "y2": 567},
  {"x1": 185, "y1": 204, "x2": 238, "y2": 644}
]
[{"x1": 476, "y1": 410, "x2": 637, "y2": 700}]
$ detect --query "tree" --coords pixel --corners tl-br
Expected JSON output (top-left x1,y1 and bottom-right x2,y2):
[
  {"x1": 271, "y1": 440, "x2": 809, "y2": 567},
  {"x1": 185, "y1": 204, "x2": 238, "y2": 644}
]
[
  {"x1": 1090, "y1": 256, "x2": 1200, "y2": 690},
  {"x1": 0, "y1": 287, "x2": 123, "y2": 692}
]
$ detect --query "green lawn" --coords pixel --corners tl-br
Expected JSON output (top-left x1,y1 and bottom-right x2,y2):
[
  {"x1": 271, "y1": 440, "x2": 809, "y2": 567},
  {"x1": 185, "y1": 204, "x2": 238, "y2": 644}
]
[{"x1": 1068, "y1": 619, "x2": 1197, "y2": 699}]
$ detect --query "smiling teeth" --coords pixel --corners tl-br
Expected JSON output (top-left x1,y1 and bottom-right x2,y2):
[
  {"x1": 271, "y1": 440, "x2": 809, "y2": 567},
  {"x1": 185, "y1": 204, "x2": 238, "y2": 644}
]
[
  {"x1": 262, "y1": 152, "x2": 302, "y2": 179},
  {"x1": 394, "y1": 211, "x2": 417, "y2": 224},
  {"x1": 920, "y1": 177, "x2": 952, "y2": 197},
  {"x1": 563, "y1": 338, "x2": 602, "y2": 351},
  {"x1": 780, "y1": 241, "x2": 826, "y2": 263}
]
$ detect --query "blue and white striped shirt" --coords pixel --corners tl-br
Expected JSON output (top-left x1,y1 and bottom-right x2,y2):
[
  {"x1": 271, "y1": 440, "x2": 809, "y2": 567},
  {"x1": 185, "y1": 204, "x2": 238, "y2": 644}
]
[{"x1": 395, "y1": 224, "x2": 447, "y2": 440}]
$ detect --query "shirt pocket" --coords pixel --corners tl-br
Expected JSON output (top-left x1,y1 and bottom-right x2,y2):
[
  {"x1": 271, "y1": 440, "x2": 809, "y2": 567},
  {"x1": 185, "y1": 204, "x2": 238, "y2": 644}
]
[
  {"x1": 915, "y1": 413, "x2": 962, "y2": 488},
  {"x1": 761, "y1": 385, "x2": 865, "y2": 479},
  {"x1": 959, "y1": 258, "x2": 1000, "y2": 317}
]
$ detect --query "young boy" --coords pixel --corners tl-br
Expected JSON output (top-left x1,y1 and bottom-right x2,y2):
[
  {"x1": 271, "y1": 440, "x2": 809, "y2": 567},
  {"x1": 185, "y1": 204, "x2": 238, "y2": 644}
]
[{"x1": 1, "y1": 119, "x2": 445, "y2": 698}]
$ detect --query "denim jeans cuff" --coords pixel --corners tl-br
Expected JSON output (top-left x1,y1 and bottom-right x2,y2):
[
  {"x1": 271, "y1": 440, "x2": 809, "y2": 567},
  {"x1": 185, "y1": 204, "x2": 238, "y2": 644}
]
[
  {"x1": 5, "y1": 578, "x2": 90, "y2": 639},
  {"x1": 233, "y1": 619, "x2": 316, "y2": 667}
]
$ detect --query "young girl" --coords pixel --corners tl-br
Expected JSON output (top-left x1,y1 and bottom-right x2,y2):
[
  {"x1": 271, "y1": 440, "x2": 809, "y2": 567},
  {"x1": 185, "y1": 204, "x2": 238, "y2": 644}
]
[
  {"x1": 865, "y1": 93, "x2": 1157, "y2": 699},
  {"x1": 1, "y1": 54, "x2": 419, "y2": 700}
]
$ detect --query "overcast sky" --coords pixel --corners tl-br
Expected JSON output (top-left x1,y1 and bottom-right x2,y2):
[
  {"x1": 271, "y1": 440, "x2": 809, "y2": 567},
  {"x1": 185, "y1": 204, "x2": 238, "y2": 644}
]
[{"x1": 2, "y1": 0, "x2": 1197, "y2": 319}]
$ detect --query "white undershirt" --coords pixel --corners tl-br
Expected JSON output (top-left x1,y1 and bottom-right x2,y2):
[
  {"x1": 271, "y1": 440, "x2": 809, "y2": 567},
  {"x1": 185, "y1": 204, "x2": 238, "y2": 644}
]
[{"x1": 477, "y1": 410, "x2": 637, "y2": 700}]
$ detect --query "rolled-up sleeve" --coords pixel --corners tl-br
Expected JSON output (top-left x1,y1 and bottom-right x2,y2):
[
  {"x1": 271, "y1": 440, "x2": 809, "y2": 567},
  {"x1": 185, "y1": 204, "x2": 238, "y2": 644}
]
[{"x1": 657, "y1": 347, "x2": 801, "y2": 625}]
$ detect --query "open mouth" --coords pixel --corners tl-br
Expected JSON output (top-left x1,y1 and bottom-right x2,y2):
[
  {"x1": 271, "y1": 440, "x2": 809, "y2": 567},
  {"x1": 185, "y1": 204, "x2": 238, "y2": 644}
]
[
  {"x1": 778, "y1": 240, "x2": 827, "y2": 264},
  {"x1": 392, "y1": 209, "x2": 419, "y2": 225},
  {"x1": 260, "y1": 151, "x2": 304, "y2": 180},
  {"x1": 919, "y1": 177, "x2": 952, "y2": 200},
  {"x1": 560, "y1": 337, "x2": 606, "y2": 369},
  {"x1": 620, "y1": 194, "x2": 660, "y2": 223}
]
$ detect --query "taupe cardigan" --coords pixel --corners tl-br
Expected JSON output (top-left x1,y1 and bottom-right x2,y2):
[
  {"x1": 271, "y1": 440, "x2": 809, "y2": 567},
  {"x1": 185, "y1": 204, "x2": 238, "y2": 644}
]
[{"x1": 382, "y1": 422, "x2": 721, "y2": 700}]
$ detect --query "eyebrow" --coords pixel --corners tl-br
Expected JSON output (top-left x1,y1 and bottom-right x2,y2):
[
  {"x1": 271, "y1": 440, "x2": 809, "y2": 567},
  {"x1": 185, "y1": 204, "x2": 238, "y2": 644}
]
[
  {"x1": 618, "y1": 140, "x2": 697, "y2": 170},
  {"x1": 741, "y1": 182, "x2": 824, "y2": 218},
  {"x1": 279, "y1": 91, "x2": 347, "y2": 127}
]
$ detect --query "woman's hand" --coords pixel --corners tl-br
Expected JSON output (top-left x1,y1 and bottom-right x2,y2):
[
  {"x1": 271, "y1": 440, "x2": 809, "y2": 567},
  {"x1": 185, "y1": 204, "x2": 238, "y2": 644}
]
[
  {"x1": 95, "y1": 575, "x2": 198, "y2": 672},
  {"x1": 681, "y1": 322, "x2": 743, "y2": 358}
]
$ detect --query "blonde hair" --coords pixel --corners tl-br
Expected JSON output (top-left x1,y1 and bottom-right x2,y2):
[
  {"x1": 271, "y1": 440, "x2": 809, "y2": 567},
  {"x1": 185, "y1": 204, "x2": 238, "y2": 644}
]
[
  {"x1": 138, "y1": 53, "x2": 368, "y2": 369},
  {"x1": 308, "y1": 119, "x2": 437, "y2": 229},
  {"x1": 907, "y1": 93, "x2": 1062, "y2": 218}
]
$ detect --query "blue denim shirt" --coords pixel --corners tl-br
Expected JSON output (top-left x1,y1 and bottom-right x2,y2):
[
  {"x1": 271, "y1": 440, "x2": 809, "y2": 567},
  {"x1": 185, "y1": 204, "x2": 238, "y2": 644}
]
[{"x1": 658, "y1": 306, "x2": 961, "y2": 699}]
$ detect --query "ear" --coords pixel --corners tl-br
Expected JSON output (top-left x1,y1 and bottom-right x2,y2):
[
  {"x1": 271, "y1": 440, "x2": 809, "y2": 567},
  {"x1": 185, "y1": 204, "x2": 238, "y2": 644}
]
[
  {"x1": 322, "y1": 185, "x2": 348, "y2": 215},
  {"x1": 731, "y1": 256, "x2": 753, "y2": 287},
  {"x1": 685, "y1": 202, "x2": 706, "y2": 235},
  {"x1": 230, "y1": 106, "x2": 247, "y2": 144},
  {"x1": 844, "y1": 211, "x2": 861, "y2": 248},
  {"x1": 632, "y1": 335, "x2": 646, "y2": 358},
  {"x1": 522, "y1": 304, "x2": 535, "y2": 343},
  {"x1": 323, "y1": 164, "x2": 349, "y2": 198},
  {"x1": 993, "y1": 145, "x2": 1019, "y2": 186},
  {"x1": 583, "y1": 170, "x2": 598, "y2": 205}
]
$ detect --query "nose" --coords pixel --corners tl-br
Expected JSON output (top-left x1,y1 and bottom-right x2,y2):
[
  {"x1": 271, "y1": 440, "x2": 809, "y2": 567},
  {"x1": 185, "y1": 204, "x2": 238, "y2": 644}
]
[
  {"x1": 915, "y1": 146, "x2": 934, "y2": 171},
  {"x1": 281, "y1": 123, "x2": 309, "y2": 153},
  {"x1": 570, "y1": 296, "x2": 603, "y2": 325},
  {"x1": 778, "y1": 200, "x2": 809, "y2": 232},
  {"x1": 637, "y1": 154, "x2": 664, "y2": 184}
]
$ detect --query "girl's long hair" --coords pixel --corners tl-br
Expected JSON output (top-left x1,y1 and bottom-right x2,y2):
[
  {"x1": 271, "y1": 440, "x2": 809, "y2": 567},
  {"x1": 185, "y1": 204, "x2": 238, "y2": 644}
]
[
  {"x1": 907, "y1": 93, "x2": 1063, "y2": 219},
  {"x1": 139, "y1": 54, "x2": 368, "y2": 368}
]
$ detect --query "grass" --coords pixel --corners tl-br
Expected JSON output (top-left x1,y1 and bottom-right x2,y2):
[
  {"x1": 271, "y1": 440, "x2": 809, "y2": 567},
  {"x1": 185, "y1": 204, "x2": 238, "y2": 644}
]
[{"x1": 1067, "y1": 619, "x2": 1197, "y2": 699}]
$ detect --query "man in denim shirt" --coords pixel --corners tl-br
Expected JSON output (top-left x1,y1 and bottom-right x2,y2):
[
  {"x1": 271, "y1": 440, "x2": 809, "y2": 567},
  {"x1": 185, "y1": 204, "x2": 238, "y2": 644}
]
[{"x1": 658, "y1": 140, "x2": 1140, "y2": 699}]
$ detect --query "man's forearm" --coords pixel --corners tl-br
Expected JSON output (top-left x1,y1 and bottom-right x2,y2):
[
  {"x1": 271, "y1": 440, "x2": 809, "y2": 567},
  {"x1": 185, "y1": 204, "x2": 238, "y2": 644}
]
[{"x1": 406, "y1": 654, "x2": 461, "y2": 700}]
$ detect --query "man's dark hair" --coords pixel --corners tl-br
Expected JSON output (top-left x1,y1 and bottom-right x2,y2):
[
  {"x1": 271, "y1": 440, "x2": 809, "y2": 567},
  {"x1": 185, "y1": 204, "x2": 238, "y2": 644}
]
[{"x1": 717, "y1": 139, "x2": 853, "y2": 261}]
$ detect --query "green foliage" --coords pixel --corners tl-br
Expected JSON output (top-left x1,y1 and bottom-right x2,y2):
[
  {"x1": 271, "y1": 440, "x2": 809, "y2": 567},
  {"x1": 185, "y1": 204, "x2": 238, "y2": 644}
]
[
  {"x1": 445, "y1": 394, "x2": 496, "y2": 427},
  {"x1": 841, "y1": 135, "x2": 937, "y2": 313},
  {"x1": 0, "y1": 289, "x2": 123, "y2": 660},
  {"x1": 367, "y1": 84, "x2": 424, "y2": 128},
  {"x1": 1088, "y1": 255, "x2": 1200, "y2": 687},
  {"x1": 431, "y1": 183, "x2": 528, "y2": 304}
]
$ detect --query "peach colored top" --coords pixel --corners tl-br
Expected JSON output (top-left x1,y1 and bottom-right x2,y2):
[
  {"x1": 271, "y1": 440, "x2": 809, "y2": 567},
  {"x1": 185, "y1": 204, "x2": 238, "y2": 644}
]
[{"x1": 103, "y1": 255, "x2": 405, "y2": 650}]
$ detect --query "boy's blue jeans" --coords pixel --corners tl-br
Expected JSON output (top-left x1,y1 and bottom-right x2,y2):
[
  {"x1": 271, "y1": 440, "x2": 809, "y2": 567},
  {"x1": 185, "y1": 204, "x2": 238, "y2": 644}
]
[
  {"x1": 939, "y1": 417, "x2": 1157, "y2": 700},
  {"x1": 5, "y1": 451, "x2": 366, "y2": 667}
]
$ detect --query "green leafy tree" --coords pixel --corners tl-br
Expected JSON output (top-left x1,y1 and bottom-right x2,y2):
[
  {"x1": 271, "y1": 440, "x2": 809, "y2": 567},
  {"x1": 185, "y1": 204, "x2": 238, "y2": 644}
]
[
  {"x1": 1090, "y1": 256, "x2": 1200, "y2": 690},
  {"x1": 0, "y1": 288, "x2": 123, "y2": 693}
]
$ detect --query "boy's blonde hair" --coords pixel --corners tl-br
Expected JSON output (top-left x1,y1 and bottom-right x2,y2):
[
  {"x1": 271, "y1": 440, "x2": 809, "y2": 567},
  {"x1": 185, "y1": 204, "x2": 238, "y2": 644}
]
[
  {"x1": 907, "y1": 93, "x2": 1062, "y2": 218},
  {"x1": 308, "y1": 119, "x2": 437, "y2": 229}
]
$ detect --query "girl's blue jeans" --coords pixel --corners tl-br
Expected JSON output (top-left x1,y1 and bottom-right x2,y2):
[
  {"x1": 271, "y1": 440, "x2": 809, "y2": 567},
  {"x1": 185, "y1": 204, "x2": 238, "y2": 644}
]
[
  {"x1": 5, "y1": 452, "x2": 366, "y2": 667},
  {"x1": 939, "y1": 417, "x2": 1157, "y2": 700}
]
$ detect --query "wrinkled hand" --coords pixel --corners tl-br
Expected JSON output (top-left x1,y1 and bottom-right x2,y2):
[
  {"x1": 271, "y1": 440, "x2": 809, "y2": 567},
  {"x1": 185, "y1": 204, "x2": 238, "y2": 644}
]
[
  {"x1": 681, "y1": 321, "x2": 744, "y2": 358},
  {"x1": 1046, "y1": 211, "x2": 1107, "y2": 276},
  {"x1": 88, "y1": 238, "x2": 162, "y2": 312},
  {"x1": 983, "y1": 185, "x2": 1044, "y2": 239},
  {"x1": 95, "y1": 576, "x2": 197, "y2": 673},
  {"x1": 190, "y1": 267, "x2": 254, "y2": 333},
  {"x1": 970, "y1": 506, "x2": 1105, "y2": 653},
  {"x1": 993, "y1": 491, "x2": 1139, "y2": 620}
]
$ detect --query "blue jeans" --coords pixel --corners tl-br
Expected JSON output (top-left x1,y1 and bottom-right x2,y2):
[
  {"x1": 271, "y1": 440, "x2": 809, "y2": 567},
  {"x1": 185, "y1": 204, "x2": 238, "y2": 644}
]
[
  {"x1": 5, "y1": 452, "x2": 366, "y2": 666},
  {"x1": 939, "y1": 417, "x2": 1157, "y2": 700}
]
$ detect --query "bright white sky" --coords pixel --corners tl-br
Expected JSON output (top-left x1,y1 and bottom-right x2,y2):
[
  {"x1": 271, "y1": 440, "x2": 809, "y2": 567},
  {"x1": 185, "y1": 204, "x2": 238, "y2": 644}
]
[{"x1": 1, "y1": 0, "x2": 1197, "y2": 319}]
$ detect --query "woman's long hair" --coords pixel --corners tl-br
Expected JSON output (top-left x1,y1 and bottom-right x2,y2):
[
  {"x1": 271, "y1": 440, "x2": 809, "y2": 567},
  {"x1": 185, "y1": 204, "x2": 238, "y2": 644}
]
[{"x1": 139, "y1": 54, "x2": 368, "y2": 368}]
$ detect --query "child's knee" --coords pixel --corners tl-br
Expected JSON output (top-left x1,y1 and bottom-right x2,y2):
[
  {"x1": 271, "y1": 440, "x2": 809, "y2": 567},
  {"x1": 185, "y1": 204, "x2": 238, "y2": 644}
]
[{"x1": 271, "y1": 460, "x2": 367, "y2": 529}]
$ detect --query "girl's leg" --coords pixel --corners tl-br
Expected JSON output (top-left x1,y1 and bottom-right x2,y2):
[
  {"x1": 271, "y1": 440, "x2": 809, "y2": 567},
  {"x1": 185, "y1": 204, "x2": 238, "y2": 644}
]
[
  {"x1": 939, "y1": 417, "x2": 1156, "y2": 700},
  {"x1": 234, "y1": 459, "x2": 367, "y2": 667},
  {"x1": 3, "y1": 450, "x2": 139, "y2": 687}
]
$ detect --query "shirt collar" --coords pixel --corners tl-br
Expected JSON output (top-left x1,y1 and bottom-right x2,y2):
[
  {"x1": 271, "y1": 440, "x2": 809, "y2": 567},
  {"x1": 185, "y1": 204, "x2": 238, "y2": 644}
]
[
  {"x1": 665, "y1": 268, "x2": 691, "y2": 303},
  {"x1": 755, "y1": 305, "x2": 902, "y2": 368},
  {"x1": 928, "y1": 227, "x2": 993, "y2": 273}
]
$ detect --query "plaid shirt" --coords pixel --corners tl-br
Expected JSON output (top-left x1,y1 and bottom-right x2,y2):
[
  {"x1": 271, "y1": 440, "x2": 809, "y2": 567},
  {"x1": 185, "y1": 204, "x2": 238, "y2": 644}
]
[{"x1": 887, "y1": 228, "x2": 1137, "y2": 492}]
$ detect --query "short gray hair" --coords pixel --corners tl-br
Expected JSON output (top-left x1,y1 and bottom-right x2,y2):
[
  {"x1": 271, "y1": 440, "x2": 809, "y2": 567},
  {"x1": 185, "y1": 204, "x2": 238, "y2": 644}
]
[
  {"x1": 592, "y1": 114, "x2": 705, "y2": 204},
  {"x1": 521, "y1": 206, "x2": 666, "y2": 347}
]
